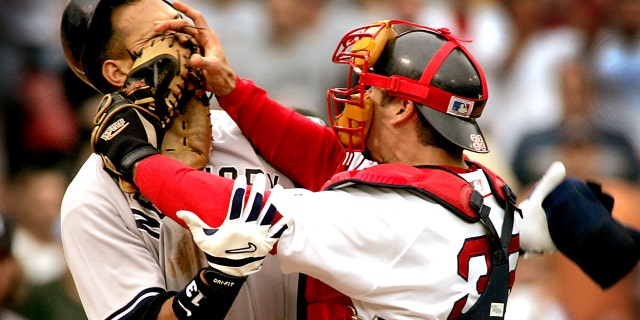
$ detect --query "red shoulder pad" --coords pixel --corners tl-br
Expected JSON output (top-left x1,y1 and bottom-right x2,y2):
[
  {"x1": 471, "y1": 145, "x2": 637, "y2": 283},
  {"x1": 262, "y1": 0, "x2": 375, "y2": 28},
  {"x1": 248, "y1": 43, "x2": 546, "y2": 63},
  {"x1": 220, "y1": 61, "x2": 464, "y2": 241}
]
[{"x1": 323, "y1": 163, "x2": 480, "y2": 221}]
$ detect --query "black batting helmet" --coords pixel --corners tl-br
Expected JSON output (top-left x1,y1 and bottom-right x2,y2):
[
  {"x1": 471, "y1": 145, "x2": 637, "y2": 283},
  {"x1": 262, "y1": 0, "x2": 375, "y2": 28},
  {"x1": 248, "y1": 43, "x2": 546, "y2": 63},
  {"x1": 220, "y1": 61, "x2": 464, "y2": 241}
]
[{"x1": 60, "y1": 0, "x2": 173, "y2": 93}]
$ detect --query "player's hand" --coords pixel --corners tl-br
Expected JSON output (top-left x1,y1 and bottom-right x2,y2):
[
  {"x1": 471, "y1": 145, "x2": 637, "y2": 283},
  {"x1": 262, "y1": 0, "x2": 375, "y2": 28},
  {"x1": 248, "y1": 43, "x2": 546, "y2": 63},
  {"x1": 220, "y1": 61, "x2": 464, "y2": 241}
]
[
  {"x1": 154, "y1": 0, "x2": 237, "y2": 97},
  {"x1": 91, "y1": 93, "x2": 163, "y2": 192},
  {"x1": 518, "y1": 161, "x2": 566, "y2": 255},
  {"x1": 177, "y1": 174, "x2": 290, "y2": 277}
]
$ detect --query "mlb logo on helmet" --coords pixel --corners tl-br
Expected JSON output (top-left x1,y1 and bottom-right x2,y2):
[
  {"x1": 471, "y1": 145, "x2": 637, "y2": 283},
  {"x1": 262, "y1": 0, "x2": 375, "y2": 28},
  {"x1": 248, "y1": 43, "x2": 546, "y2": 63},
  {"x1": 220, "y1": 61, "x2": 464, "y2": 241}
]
[{"x1": 447, "y1": 97, "x2": 474, "y2": 118}]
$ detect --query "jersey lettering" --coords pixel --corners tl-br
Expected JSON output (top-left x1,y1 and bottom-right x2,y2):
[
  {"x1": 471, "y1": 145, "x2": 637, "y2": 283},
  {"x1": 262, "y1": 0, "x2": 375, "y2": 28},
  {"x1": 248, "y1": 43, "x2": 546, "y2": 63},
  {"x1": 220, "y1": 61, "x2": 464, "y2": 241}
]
[{"x1": 208, "y1": 166, "x2": 281, "y2": 187}]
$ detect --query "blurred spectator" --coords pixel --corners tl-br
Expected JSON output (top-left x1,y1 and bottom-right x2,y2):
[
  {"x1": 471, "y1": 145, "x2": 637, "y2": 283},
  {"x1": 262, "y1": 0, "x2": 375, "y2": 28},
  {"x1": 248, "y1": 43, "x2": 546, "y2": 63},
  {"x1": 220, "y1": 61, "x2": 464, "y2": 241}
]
[
  {"x1": 4, "y1": 166, "x2": 87, "y2": 319},
  {"x1": 511, "y1": 58, "x2": 639, "y2": 188},
  {"x1": 13, "y1": 269, "x2": 87, "y2": 320},
  {"x1": 476, "y1": 0, "x2": 580, "y2": 163},
  {"x1": 512, "y1": 57, "x2": 640, "y2": 320},
  {"x1": 0, "y1": 213, "x2": 27, "y2": 320},
  {"x1": 6, "y1": 166, "x2": 69, "y2": 286},
  {"x1": 590, "y1": 0, "x2": 640, "y2": 155},
  {"x1": 226, "y1": 0, "x2": 344, "y2": 121},
  {"x1": 0, "y1": 0, "x2": 82, "y2": 174},
  {"x1": 185, "y1": 0, "x2": 264, "y2": 84}
]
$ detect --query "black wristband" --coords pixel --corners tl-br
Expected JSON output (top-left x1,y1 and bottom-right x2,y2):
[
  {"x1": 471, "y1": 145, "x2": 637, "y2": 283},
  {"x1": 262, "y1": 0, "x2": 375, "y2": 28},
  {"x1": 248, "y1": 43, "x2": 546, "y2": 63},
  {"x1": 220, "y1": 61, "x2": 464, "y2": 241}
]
[{"x1": 172, "y1": 268, "x2": 247, "y2": 319}]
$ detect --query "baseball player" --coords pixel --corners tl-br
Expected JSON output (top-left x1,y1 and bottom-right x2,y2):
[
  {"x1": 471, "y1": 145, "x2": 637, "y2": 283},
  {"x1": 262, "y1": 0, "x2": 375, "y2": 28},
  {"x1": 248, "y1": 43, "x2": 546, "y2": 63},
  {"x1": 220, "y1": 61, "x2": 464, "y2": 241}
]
[
  {"x1": 59, "y1": 0, "x2": 303, "y2": 319},
  {"x1": 69, "y1": 0, "x2": 632, "y2": 314},
  {"x1": 93, "y1": 16, "x2": 525, "y2": 319},
  {"x1": 160, "y1": 1, "x2": 640, "y2": 296}
]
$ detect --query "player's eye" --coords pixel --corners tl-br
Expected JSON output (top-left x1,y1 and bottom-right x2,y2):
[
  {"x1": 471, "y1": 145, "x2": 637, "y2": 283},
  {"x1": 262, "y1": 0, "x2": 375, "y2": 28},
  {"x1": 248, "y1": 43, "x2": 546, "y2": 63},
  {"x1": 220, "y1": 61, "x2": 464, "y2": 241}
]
[{"x1": 126, "y1": 49, "x2": 143, "y2": 61}]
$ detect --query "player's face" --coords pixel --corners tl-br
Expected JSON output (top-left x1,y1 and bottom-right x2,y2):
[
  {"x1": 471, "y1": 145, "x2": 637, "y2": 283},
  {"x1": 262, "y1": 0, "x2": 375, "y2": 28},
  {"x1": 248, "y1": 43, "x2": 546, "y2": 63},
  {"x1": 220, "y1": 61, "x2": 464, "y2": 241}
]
[
  {"x1": 363, "y1": 87, "x2": 396, "y2": 163},
  {"x1": 112, "y1": 0, "x2": 182, "y2": 64}
]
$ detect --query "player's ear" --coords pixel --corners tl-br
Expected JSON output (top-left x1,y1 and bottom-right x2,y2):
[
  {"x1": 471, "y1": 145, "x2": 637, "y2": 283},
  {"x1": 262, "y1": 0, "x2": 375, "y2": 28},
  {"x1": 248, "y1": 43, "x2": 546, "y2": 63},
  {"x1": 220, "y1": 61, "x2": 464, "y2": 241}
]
[
  {"x1": 103, "y1": 59, "x2": 132, "y2": 88},
  {"x1": 390, "y1": 99, "x2": 416, "y2": 126}
]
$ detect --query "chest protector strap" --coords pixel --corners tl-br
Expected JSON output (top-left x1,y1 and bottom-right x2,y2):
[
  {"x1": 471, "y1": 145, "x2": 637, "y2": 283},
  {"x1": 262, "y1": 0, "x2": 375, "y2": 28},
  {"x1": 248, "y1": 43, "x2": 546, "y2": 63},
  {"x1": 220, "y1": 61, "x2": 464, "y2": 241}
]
[{"x1": 315, "y1": 161, "x2": 518, "y2": 319}]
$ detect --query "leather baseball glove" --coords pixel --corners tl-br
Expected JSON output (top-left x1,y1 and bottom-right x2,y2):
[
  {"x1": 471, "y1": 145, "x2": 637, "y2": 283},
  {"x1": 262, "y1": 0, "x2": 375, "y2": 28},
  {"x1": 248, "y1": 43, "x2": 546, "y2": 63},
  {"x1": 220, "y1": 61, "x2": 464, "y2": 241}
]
[{"x1": 91, "y1": 32, "x2": 212, "y2": 193}]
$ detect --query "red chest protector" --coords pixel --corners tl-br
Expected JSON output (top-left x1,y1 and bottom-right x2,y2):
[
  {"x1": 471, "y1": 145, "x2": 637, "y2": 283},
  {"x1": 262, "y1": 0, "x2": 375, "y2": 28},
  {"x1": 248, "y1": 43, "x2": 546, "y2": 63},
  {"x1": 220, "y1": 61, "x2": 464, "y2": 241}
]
[{"x1": 302, "y1": 160, "x2": 517, "y2": 320}]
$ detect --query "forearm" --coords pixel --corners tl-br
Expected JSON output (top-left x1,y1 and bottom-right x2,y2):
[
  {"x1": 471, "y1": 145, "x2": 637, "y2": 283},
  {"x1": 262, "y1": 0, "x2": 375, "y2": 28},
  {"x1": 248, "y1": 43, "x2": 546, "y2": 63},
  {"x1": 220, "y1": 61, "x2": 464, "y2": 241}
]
[
  {"x1": 158, "y1": 299, "x2": 178, "y2": 320},
  {"x1": 217, "y1": 77, "x2": 346, "y2": 191},
  {"x1": 133, "y1": 154, "x2": 234, "y2": 228},
  {"x1": 543, "y1": 178, "x2": 640, "y2": 288}
]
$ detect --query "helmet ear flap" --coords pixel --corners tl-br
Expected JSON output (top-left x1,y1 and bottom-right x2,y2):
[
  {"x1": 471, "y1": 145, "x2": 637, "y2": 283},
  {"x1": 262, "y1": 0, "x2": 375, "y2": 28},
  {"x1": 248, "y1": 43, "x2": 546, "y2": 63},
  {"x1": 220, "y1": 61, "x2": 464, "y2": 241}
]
[{"x1": 350, "y1": 20, "x2": 398, "y2": 70}]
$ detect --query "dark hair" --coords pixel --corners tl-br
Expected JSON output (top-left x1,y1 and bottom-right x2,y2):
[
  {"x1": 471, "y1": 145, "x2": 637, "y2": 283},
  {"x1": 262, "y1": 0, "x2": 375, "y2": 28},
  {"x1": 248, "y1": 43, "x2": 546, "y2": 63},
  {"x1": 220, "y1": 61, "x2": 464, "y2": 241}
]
[
  {"x1": 84, "y1": 0, "x2": 143, "y2": 93},
  {"x1": 416, "y1": 112, "x2": 462, "y2": 156},
  {"x1": 379, "y1": 90, "x2": 463, "y2": 156}
]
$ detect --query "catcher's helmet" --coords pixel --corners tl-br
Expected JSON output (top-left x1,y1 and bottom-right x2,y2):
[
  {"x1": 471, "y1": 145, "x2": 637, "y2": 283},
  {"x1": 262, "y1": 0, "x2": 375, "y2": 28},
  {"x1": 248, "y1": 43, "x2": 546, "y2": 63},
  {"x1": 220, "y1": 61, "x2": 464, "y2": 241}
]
[
  {"x1": 328, "y1": 20, "x2": 489, "y2": 155},
  {"x1": 60, "y1": 0, "x2": 172, "y2": 93}
]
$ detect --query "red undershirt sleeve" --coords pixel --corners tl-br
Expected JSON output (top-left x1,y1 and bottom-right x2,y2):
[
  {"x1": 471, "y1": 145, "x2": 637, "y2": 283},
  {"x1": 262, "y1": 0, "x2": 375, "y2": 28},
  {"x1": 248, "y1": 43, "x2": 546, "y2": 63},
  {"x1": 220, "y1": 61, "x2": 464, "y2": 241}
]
[
  {"x1": 217, "y1": 77, "x2": 346, "y2": 191},
  {"x1": 134, "y1": 154, "x2": 233, "y2": 228}
]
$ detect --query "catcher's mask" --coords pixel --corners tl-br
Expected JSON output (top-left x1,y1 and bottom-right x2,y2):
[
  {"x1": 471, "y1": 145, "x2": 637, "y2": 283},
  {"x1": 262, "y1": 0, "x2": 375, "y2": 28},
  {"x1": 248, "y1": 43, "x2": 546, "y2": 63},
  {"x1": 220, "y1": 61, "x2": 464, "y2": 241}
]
[
  {"x1": 327, "y1": 20, "x2": 489, "y2": 160},
  {"x1": 60, "y1": 0, "x2": 173, "y2": 93}
]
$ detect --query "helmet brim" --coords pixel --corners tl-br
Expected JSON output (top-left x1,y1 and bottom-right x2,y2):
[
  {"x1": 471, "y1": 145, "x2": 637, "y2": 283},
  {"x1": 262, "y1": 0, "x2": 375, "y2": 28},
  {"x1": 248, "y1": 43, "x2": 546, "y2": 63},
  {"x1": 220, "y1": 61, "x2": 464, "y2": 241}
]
[{"x1": 416, "y1": 103, "x2": 489, "y2": 153}]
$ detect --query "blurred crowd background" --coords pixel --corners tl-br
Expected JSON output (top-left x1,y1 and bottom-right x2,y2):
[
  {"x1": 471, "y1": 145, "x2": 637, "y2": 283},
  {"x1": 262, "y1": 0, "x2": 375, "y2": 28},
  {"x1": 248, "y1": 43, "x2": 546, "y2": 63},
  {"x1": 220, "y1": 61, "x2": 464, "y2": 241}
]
[{"x1": 1, "y1": 0, "x2": 640, "y2": 319}]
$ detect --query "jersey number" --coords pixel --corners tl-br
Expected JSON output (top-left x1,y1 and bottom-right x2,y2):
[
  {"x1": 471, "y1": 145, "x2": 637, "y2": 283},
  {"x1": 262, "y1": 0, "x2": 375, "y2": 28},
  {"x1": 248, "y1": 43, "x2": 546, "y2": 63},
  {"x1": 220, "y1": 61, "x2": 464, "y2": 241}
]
[{"x1": 448, "y1": 235, "x2": 519, "y2": 319}]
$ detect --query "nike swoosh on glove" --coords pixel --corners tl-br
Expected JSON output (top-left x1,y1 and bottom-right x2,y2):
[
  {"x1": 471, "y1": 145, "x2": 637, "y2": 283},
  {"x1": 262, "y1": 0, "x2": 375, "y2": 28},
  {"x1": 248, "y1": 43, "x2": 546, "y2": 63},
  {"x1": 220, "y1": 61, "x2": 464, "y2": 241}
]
[{"x1": 178, "y1": 174, "x2": 291, "y2": 277}]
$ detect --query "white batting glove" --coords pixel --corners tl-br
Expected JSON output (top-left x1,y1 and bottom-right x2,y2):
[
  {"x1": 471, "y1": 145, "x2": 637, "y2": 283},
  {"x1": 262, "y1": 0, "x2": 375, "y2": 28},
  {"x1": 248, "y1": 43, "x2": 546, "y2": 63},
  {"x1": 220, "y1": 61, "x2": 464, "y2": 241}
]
[
  {"x1": 178, "y1": 174, "x2": 290, "y2": 277},
  {"x1": 518, "y1": 161, "x2": 566, "y2": 256}
]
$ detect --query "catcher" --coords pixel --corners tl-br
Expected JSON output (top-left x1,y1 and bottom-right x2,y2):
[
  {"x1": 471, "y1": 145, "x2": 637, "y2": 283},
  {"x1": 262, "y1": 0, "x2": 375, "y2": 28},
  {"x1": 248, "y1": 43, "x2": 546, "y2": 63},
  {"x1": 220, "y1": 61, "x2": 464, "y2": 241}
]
[
  {"x1": 89, "y1": 4, "x2": 640, "y2": 318},
  {"x1": 59, "y1": 0, "x2": 299, "y2": 319}
]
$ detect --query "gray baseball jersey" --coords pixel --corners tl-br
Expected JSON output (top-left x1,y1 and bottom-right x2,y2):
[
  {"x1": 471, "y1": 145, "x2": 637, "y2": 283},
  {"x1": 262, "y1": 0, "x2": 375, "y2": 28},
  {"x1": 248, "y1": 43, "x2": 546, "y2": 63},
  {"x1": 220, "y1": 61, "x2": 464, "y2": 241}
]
[{"x1": 61, "y1": 110, "x2": 298, "y2": 320}]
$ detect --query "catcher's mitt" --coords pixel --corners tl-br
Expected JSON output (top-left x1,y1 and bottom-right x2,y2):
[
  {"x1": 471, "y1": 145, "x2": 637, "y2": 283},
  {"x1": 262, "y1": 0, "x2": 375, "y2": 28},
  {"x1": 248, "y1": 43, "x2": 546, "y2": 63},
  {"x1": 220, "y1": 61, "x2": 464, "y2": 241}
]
[
  {"x1": 91, "y1": 32, "x2": 212, "y2": 193},
  {"x1": 122, "y1": 32, "x2": 202, "y2": 125},
  {"x1": 161, "y1": 90, "x2": 212, "y2": 170}
]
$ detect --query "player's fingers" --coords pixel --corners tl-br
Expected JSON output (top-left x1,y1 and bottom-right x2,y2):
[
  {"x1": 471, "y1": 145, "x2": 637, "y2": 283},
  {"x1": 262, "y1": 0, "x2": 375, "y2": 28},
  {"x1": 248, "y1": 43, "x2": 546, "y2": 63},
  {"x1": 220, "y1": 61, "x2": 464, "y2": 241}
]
[
  {"x1": 190, "y1": 54, "x2": 224, "y2": 74},
  {"x1": 228, "y1": 175, "x2": 248, "y2": 221},
  {"x1": 190, "y1": 53, "x2": 237, "y2": 97},
  {"x1": 258, "y1": 186, "x2": 282, "y2": 226},
  {"x1": 154, "y1": 19, "x2": 193, "y2": 35},
  {"x1": 529, "y1": 161, "x2": 566, "y2": 201},
  {"x1": 171, "y1": 1, "x2": 226, "y2": 56},
  {"x1": 172, "y1": 1, "x2": 213, "y2": 32},
  {"x1": 245, "y1": 174, "x2": 267, "y2": 222}
]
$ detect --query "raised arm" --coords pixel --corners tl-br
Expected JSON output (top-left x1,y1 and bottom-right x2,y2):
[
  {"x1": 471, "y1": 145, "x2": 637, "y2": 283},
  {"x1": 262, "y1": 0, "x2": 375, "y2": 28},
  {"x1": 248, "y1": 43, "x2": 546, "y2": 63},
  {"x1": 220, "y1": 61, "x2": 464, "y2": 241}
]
[
  {"x1": 216, "y1": 77, "x2": 346, "y2": 190},
  {"x1": 154, "y1": 0, "x2": 346, "y2": 191}
]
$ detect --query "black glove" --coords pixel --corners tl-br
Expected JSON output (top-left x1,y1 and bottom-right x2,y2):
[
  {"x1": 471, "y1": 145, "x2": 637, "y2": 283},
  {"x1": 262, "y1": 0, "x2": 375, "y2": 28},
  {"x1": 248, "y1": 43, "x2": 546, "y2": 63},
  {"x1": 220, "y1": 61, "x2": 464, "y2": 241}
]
[{"x1": 91, "y1": 92, "x2": 163, "y2": 187}]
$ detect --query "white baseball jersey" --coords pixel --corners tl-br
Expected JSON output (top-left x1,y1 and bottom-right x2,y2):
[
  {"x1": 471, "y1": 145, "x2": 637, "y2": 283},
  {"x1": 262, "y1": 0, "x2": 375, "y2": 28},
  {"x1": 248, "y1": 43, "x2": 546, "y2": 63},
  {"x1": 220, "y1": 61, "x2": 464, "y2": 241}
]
[
  {"x1": 61, "y1": 111, "x2": 299, "y2": 320},
  {"x1": 272, "y1": 167, "x2": 520, "y2": 320}
]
